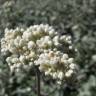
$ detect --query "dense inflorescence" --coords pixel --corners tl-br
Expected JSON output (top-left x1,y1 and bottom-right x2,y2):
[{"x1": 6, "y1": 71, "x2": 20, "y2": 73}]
[{"x1": 1, "y1": 24, "x2": 77, "y2": 83}]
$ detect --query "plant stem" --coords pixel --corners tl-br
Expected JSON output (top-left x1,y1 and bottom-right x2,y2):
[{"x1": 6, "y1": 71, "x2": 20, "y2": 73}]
[{"x1": 36, "y1": 67, "x2": 41, "y2": 96}]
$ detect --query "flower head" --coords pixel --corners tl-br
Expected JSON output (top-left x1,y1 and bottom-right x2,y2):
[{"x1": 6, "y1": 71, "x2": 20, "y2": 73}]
[{"x1": 1, "y1": 24, "x2": 77, "y2": 83}]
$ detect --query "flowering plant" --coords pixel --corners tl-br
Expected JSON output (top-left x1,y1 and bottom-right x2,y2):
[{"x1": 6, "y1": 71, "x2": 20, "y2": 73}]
[
  {"x1": 1, "y1": 24, "x2": 77, "y2": 95},
  {"x1": 1, "y1": 24, "x2": 77, "y2": 81}
]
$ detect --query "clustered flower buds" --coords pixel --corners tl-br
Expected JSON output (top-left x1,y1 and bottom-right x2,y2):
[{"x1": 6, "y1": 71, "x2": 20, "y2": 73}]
[{"x1": 1, "y1": 24, "x2": 77, "y2": 83}]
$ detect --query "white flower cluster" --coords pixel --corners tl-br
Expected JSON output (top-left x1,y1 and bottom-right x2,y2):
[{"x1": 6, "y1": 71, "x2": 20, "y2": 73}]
[
  {"x1": 35, "y1": 50, "x2": 76, "y2": 79},
  {"x1": 1, "y1": 24, "x2": 77, "y2": 82}
]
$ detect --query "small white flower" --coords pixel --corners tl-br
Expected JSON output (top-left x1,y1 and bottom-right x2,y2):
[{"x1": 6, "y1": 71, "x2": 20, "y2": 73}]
[
  {"x1": 69, "y1": 63, "x2": 76, "y2": 69},
  {"x1": 65, "y1": 70, "x2": 73, "y2": 77},
  {"x1": 49, "y1": 30, "x2": 54, "y2": 36},
  {"x1": 52, "y1": 72, "x2": 57, "y2": 79},
  {"x1": 60, "y1": 35, "x2": 66, "y2": 40},
  {"x1": 63, "y1": 54, "x2": 68, "y2": 59},
  {"x1": 23, "y1": 46, "x2": 27, "y2": 51},
  {"x1": 29, "y1": 51, "x2": 36, "y2": 58},
  {"x1": 29, "y1": 62, "x2": 33, "y2": 66},
  {"x1": 92, "y1": 55, "x2": 96, "y2": 62},
  {"x1": 45, "y1": 71, "x2": 50, "y2": 75},
  {"x1": 28, "y1": 41, "x2": 35, "y2": 50},
  {"x1": 69, "y1": 46, "x2": 73, "y2": 49},
  {"x1": 19, "y1": 55, "x2": 26, "y2": 63},
  {"x1": 63, "y1": 60, "x2": 68, "y2": 64},
  {"x1": 19, "y1": 39, "x2": 26, "y2": 47},
  {"x1": 6, "y1": 57, "x2": 12, "y2": 63},
  {"x1": 11, "y1": 58, "x2": 19, "y2": 63},
  {"x1": 68, "y1": 58, "x2": 74, "y2": 63},
  {"x1": 58, "y1": 72, "x2": 64, "y2": 80},
  {"x1": 54, "y1": 42, "x2": 60, "y2": 46},
  {"x1": 57, "y1": 81, "x2": 62, "y2": 85},
  {"x1": 67, "y1": 36, "x2": 71, "y2": 40}
]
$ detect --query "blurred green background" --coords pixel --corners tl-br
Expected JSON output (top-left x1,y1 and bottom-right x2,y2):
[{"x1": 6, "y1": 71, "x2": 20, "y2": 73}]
[{"x1": 0, "y1": 0, "x2": 96, "y2": 96}]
